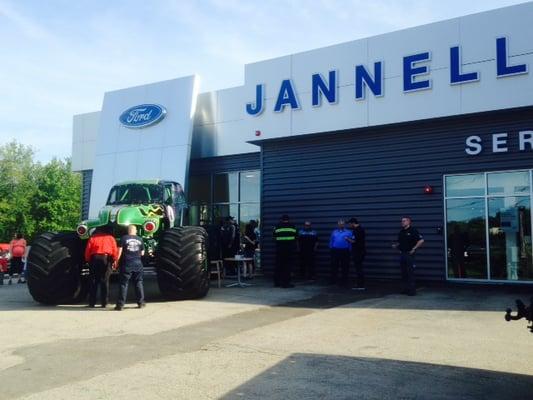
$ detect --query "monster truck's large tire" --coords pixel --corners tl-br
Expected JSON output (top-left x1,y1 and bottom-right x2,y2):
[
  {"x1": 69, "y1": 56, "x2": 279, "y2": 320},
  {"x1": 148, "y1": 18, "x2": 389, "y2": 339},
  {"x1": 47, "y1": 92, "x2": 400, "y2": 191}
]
[
  {"x1": 156, "y1": 226, "x2": 209, "y2": 300},
  {"x1": 27, "y1": 232, "x2": 88, "y2": 305}
]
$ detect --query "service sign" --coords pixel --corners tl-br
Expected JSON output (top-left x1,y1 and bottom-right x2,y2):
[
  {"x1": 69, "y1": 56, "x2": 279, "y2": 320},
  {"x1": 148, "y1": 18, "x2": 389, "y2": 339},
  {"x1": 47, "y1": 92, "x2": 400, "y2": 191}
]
[{"x1": 119, "y1": 104, "x2": 167, "y2": 128}]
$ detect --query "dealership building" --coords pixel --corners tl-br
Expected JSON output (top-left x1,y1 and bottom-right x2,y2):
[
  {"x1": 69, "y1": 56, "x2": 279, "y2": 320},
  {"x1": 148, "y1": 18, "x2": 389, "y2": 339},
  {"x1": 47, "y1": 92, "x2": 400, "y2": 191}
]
[{"x1": 72, "y1": 3, "x2": 533, "y2": 284}]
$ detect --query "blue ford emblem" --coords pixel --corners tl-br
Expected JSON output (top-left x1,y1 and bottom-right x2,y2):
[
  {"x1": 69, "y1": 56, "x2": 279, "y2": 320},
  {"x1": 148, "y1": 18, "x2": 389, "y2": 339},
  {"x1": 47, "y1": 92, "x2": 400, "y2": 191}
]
[{"x1": 119, "y1": 104, "x2": 166, "y2": 129}]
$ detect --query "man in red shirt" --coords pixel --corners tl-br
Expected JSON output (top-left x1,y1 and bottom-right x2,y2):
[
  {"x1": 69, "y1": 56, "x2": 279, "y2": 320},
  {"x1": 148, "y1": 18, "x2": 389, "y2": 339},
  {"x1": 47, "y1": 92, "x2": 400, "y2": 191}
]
[
  {"x1": 9, "y1": 233, "x2": 27, "y2": 284},
  {"x1": 84, "y1": 226, "x2": 118, "y2": 308}
]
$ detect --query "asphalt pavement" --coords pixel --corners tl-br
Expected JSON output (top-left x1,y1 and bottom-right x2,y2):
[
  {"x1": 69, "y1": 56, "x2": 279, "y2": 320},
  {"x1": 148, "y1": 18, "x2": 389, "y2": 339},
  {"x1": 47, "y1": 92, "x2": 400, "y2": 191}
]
[{"x1": 0, "y1": 276, "x2": 531, "y2": 399}]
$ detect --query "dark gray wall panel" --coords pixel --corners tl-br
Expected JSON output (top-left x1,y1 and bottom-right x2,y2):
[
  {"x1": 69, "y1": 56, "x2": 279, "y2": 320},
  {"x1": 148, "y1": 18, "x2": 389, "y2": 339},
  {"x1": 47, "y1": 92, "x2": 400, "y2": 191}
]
[
  {"x1": 259, "y1": 107, "x2": 533, "y2": 282},
  {"x1": 189, "y1": 152, "x2": 260, "y2": 175}
]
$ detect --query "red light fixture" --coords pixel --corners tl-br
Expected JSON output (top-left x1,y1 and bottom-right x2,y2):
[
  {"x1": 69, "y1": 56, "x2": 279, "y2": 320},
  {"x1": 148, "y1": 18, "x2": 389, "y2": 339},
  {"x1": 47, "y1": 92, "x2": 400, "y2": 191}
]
[
  {"x1": 76, "y1": 225, "x2": 88, "y2": 236},
  {"x1": 255, "y1": 130, "x2": 261, "y2": 137},
  {"x1": 424, "y1": 184, "x2": 434, "y2": 194},
  {"x1": 144, "y1": 221, "x2": 156, "y2": 233}
]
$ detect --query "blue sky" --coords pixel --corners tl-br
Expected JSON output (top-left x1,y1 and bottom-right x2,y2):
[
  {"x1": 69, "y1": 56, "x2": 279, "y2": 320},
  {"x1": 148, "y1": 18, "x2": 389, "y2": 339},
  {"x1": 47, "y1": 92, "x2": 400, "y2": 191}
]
[{"x1": 0, "y1": 0, "x2": 527, "y2": 162}]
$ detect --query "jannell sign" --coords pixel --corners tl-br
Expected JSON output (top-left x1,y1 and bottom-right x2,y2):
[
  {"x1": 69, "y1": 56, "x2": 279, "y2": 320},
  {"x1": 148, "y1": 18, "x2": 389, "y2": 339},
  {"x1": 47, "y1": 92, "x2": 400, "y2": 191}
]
[
  {"x1": 245, "y1": 37, "x2": 528, "y2": 116},
  {"x1": 119, "y1": 104, "x2": 167, "y2": 128}
]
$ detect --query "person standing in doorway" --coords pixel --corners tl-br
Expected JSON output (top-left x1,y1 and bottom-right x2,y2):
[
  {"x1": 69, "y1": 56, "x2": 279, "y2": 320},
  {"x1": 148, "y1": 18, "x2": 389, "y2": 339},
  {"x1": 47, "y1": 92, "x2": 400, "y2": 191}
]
[
  {"x1": 207, "y1": 218, "x2": 223, "y2": 262},
  {"x1": 221, "y1": 217, "x2": 236, "y2": 257},
  {"x1": 84, "y1": 226, "x2": 118, "y2": 308},
  {"x1": 243, "y1": 220, "x2": 258, "y2": 258},
  {"x1": 8, "y1": 233, "x2": 27, "y2": 284},
  {"x1": 329, "y1": 220, "x2": 352, "y2": 288},
  {"x1": 115, "y1": 225, "x2": 146, "y2": 310},
  {"x1": 298, "y1": 221, "x2": 319, "y2": 281},
  {"x1": 347, "y1": 218, "x2": 366, "y2": 290},
  {"x1": 231, "y1": 216, "x2": 241, "y2": 256},
  {"x1": 273, "y1": 214, "x2": 297, "y2": 288},
  {"x1": 393, "y1": 216, "x2": 424, "y2": 296},
  {"x1": 221, "y1": 216, "x2": 237, "y2": 274}
]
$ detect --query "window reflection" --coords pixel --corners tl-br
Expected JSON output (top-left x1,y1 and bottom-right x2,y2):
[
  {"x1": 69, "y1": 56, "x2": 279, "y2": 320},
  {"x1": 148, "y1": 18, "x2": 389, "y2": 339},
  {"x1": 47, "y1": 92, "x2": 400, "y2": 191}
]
[
  {"x1": 189, "y1": 175, "x2": 211, "y2": 203},
  {"x1": 239, "y1": 203, "x2": 260, "y2": 232},
  {"x1": 446, "y1": 198, "x2": 487, "y2": 279},
  {"x1": 213, "y1": 173, "x2": 239, "y2": 203},
  {"x1": 488, "y1": 171, "x2": 530, "y2": 196},
  {"x1": 488, "y1": 196, "x2": 532, "y2": 281},
  {"x1": 189, "y1": 170, "x2": 261, "y2": 230},
  {"x1": 445, "y1": 174, "x2": 485, "y2": 197}
]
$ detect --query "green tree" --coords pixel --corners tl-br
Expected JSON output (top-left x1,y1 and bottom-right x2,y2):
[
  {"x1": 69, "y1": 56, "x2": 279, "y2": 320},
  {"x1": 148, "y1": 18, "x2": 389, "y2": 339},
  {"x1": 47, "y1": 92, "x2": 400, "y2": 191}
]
[
  {"x1": 0, "y1": 141, "x2": 38, "y2": 241},
  {"x1": 31, "y1": 158, "x2": 81, "y2": 236},
  {"x1": 0, "y1": 141, "x2": 81, "y2": 243}
]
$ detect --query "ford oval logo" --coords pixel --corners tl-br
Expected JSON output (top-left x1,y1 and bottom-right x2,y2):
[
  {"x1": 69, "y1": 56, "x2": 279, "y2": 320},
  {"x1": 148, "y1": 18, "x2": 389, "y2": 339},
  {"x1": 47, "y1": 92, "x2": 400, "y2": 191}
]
[{"x1": 119, "y1": 104, "x2": 166, "y2": 129}]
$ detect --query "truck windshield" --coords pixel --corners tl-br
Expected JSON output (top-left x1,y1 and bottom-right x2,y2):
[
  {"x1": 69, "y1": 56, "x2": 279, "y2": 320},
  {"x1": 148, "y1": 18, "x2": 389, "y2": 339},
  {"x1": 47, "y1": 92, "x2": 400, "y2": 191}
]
[{"x1": 106, "y1": 184, "x2": 164, "y2": 205}]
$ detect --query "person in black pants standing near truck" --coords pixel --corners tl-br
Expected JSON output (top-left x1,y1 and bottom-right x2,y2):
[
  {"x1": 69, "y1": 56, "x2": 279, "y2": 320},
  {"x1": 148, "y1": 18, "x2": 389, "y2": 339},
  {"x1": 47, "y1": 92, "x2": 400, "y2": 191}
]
[
  {"x1": 273, "y1": 214, "x2": 297, "y2": 288},
  {"x1": 347, "y1": 218, "x2": 366, "y2": 290},
  {"x1": 298, "y1": 221, "x2": 319, "y2": 281},
  {"x1": 115, "y1": 225, "x2": 146, "y2": 310},
  {"x1": 393, "y1": 217, "x2": 424, "y2": 296}
]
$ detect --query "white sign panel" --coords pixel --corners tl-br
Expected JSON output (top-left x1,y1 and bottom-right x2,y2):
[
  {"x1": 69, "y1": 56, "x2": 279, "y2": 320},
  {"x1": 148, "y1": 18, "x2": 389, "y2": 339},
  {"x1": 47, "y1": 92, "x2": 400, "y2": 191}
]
[{"x1": 88, "y1": 76, "x2": 199, "y2": 218}]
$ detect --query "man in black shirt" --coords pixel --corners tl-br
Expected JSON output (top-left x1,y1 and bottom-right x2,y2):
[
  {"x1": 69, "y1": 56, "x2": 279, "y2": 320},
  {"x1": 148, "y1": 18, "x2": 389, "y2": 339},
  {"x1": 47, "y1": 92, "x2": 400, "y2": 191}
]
[
  {"x1": 115, "y1": 225, "x2": 146, "y2": 310},
  {"x1": 298, "y1": 221, "x2": 319, "y2": 280},
  {"x1": 393, "y1": 217, "x2": 424, "y2": 296},
  {"x1": 347, "y1": 218, "x2": 366, "y2": 290}
]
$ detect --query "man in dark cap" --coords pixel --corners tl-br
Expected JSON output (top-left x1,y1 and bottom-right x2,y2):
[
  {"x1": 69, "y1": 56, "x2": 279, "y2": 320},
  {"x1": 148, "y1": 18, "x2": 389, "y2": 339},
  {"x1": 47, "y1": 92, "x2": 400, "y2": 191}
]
[
  {"x1": 273, "y1": 214, "x2": 297, "y2": 288},
  {"x1": 347, "y1": 218, "x2": 366, "y2": 290}
]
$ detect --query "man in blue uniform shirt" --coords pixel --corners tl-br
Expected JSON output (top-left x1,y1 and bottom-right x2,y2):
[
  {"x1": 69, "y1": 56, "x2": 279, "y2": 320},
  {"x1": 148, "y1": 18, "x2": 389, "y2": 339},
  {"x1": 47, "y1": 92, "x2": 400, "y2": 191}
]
[
  {"x1": 329, "y1": 219, "x2": 352, "y2": 287},
  {"x1": 298, "y1": 221, "x2": 319, "y2": 280}
]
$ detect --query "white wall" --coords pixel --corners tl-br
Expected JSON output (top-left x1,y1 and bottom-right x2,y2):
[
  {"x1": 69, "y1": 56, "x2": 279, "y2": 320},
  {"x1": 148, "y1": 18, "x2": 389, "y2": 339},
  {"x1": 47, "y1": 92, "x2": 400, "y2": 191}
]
[
  {"x1": 87, "y1": 76, "x2": 198, "y2": 218},
  {"x1": 71, "y1": 111, "x2": 99, "y2": 171},
  {"x1": 74, "y1": 2, "x2": 533, "y2": 168}
]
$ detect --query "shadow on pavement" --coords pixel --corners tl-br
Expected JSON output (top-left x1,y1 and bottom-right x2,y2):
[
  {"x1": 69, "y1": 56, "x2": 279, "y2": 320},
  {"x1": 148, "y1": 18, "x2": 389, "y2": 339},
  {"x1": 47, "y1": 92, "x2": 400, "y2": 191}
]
[
  {"x1": 220, "y1": 353, "x2": 533, "y2": 400},
  {"x1": 1, "y1": 274, "x2": 531, "y2": 314}
]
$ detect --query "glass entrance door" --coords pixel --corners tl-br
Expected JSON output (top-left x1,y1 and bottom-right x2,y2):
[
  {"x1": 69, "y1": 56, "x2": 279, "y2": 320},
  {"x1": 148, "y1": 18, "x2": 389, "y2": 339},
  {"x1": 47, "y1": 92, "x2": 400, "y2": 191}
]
[
  {"x1": 445, "y1": 170, "x2": 533, "y2": 282},
  {"x1": 487, "y1": 171, "x2": 532, "y2": 281}
]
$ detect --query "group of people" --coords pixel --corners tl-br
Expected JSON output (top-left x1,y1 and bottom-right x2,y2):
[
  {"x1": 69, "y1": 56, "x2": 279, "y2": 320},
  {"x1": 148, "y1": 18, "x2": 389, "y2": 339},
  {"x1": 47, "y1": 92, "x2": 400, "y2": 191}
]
[
  {"x1": 0, "y1": 233, "x2": 27, "y2": 285},
  {"x1": 5, "y1": 215, "x2": 424, "y2": 301},
  {"x1": 273, "y1": 214, "x2": 424, "y2": 296},
  {"x1": 205, "y1": 216, "x2": 260, "y2": 271},
  {"x1": 84, "y1": 225, "x2": 145, "y2": 310}
]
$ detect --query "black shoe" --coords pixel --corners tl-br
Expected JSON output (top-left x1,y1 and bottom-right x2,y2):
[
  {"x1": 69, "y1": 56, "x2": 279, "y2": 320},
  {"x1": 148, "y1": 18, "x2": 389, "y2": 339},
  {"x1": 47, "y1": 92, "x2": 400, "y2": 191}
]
[
  {"x1": 407, "y1": 292, "x2": 416, "y2": 296},
  {"x1": 137, "y1": 303, "x2": 146, "y2": 309},
  {"x1": 114, "y1": 305, "x2": 123, "y2": 311},
  {"x1": 281, "y1": 284, "x2": 295, "y2": 288},
  {"x1": 274, "y1": 283, "x2": 281, "y2": 287}
]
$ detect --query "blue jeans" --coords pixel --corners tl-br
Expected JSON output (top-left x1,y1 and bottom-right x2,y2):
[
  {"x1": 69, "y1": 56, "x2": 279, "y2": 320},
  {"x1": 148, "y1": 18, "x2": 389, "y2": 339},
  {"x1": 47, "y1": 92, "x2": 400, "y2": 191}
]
[{"x1": 117, "y1": 269, "x2": 145, "y2": 306}]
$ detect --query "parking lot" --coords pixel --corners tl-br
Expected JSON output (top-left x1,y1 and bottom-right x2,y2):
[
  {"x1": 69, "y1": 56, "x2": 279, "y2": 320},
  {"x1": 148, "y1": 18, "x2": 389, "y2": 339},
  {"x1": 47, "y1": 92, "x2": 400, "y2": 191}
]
[{"x1": 1, "y1": 277, "x2": 532, "y2": 400}]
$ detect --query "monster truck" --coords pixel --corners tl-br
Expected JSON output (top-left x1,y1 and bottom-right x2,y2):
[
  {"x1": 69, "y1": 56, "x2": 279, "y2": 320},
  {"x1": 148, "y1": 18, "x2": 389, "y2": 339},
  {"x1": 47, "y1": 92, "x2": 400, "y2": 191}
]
[{"x1": 26, "y1": 180, "x2": 209, "y2": 304}]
